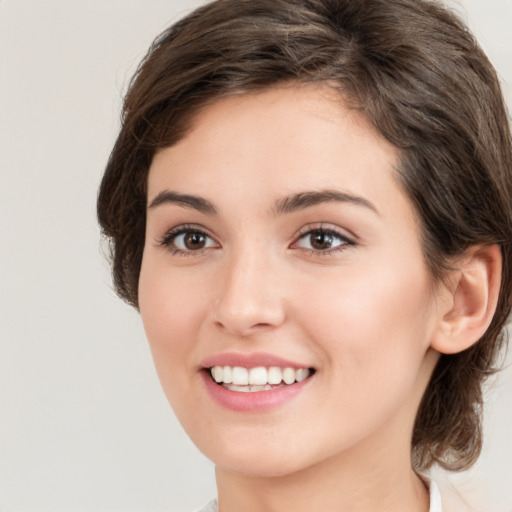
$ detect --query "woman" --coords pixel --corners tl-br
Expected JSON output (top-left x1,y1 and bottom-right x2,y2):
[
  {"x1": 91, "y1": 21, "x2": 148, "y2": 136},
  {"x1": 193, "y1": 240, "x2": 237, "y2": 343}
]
[{"x1": 97, "y1": 0, "x2": 512, "y2": 510}]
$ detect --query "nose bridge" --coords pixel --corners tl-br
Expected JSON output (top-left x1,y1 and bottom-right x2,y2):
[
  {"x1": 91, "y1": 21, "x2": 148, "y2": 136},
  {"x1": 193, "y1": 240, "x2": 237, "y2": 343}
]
[{"x1": 213, "y1": 239, "x2": 285, "y2": 335}]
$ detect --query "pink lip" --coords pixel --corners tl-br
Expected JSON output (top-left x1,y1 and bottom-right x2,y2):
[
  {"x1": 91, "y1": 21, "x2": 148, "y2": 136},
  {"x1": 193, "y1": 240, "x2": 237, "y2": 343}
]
[
  {"x1": 199, "y1": 352, "x2": 315, "y2": 413},
  {"x1": 200, "y1": 352, "x2": 311, "y2": 370},
  {"x1": 201, "y1": 370, "x2": 313, "y2": 412}
]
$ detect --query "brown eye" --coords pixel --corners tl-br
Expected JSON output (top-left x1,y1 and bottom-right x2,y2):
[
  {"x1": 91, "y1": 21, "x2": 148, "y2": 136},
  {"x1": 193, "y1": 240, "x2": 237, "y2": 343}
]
[
  {"x1": 165, "y1": 228, "x2": 218, "y2": 253},
  {"x1": 293, "y1": 227, "x2": 352, "y2": 254},
  {"x1": 183, "y1": 232, "x2": 207, "y2": 250},
  {"x1": 310, "y1": 231, "x2": 334, "y2": 250}
]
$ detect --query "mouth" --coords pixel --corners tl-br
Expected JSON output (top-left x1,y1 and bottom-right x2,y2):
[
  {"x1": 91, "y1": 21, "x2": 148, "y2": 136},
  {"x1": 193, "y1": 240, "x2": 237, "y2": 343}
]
[{"x1": 208, "y1": 365, "x2": 315, "y2": 392}]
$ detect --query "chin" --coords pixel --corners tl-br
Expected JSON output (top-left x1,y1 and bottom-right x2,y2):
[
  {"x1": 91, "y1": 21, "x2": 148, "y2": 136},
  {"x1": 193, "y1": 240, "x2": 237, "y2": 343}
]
[
  {"x1": 192, "y1": 430, "x2": 321, "y2": 479},
  {"x1": 216, "y1": 455, "x2": 308, "y2": 479}
]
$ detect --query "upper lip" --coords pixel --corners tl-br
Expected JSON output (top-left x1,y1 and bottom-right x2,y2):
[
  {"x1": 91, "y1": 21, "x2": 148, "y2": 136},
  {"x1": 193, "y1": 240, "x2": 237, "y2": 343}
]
[{"x1": 201, "y1": 352, "x2": 313, "y2": 370}]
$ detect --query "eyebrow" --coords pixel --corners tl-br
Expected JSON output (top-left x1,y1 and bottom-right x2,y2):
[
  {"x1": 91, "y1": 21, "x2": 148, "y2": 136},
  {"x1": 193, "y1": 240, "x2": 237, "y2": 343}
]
[
  {"x1": 148, "y1": 190, "x2": 217, "y2": 214},
  {"x1": 147, "y1": 188, "x2": 378, "y2": 217},
  {"x1": 272, "y1": 189, "x2": 379, "y2": 216}
]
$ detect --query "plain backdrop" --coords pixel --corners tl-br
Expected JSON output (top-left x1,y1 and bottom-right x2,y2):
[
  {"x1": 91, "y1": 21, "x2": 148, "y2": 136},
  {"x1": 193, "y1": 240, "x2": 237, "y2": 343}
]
[{"x1": 0, "y1": 1, "x2": 511, "y2": 511}]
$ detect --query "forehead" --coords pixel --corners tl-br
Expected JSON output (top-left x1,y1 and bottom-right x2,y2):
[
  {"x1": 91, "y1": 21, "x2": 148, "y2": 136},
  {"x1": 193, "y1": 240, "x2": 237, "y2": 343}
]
[{"x1": 147, "y1": 85, "x2": 408, "y2": 220}]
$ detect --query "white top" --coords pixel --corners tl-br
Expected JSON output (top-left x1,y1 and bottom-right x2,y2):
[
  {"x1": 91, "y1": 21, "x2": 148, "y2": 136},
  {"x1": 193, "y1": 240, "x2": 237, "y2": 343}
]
[{"x1": 194, "y1": 478, "x2": 442, "y2": 512}]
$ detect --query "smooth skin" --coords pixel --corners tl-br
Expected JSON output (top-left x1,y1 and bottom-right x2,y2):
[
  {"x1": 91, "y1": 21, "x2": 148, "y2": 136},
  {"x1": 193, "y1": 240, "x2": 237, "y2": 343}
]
[{"x1": 138, "y1": 85, "x2": 501, "y2": 512}]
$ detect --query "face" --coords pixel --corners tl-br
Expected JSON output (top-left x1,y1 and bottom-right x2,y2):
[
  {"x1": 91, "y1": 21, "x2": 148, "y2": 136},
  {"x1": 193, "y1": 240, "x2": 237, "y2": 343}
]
[{"x1": 139, "y1": 85, "x2": 442, "y2": 477}]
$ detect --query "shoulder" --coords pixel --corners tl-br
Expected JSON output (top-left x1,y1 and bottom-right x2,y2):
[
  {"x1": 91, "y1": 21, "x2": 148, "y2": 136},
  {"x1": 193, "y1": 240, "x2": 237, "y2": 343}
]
[
  {"x1": 192, "y1": 499, "x2": 218, "y2": 512},
  {"x1": 426, "y1": 477, "x2": 443, "y2": 512}
]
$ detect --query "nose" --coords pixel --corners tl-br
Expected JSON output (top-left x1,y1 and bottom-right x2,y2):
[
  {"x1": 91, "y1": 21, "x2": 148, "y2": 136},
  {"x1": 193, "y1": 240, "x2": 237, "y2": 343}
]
[{"x1": 211, "y1": 249, "x2": 286, "y2": 337}]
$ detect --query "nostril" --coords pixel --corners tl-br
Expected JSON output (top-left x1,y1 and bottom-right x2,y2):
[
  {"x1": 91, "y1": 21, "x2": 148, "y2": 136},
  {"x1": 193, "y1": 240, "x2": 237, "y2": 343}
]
[
  {"x1": 213, "y1": 318, "x2": 278, "y2": 337},
  {"x1": 211, "y1": 284, "x2": 286, "y2": 336}
]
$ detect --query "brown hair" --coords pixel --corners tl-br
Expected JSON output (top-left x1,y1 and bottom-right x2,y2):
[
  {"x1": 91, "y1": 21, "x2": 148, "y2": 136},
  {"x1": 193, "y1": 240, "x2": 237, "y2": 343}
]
[{"x1": 97, "y1": 0, "x2": 512, "y2": 471}]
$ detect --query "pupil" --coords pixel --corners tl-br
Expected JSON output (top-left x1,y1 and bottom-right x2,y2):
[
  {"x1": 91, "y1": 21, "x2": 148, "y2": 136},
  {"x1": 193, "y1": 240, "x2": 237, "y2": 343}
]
[
  {"x1": 184, "y1": 232, "x2": 206, "y2": 250},
  {"x1": 311, "y1": 231, "x2": 332, "y2": 250}
]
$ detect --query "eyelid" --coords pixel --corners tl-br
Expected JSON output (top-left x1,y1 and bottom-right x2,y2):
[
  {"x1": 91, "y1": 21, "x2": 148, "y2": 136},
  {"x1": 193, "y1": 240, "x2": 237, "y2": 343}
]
[
  {"x1": 156, "y1": 223, "x2": 220, "y2": 255},
  {"x1": 293, "y1": 223, "x2": 355, "y2": 242},
  {"x1": 290, "y1": 223, "x2": 356, "y2": 254},
  {"x1": 155, "y1": 222, "x2": 355, "y2": 257}
]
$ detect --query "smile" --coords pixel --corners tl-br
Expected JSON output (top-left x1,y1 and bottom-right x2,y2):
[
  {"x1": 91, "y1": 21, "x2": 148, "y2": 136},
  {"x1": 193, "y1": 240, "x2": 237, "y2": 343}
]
[
  {"x1": 201, "y1": 353, "x2": 316, "y2": 411},
  {"x1": 210, "y1": 366, "x2": 312, "y2": 392}
]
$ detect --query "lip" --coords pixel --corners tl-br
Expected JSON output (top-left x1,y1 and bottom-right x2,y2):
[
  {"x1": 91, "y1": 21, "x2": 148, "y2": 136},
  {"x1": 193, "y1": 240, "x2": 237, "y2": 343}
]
[
  {"x1": 200, "y1": 351, "x2": 311, "y2": 370},
  {"x1": 200, "y1": 352, "x2": 315, "y2": 413},
  {"x1": 201, "y1": 370, "x2": 313, "y2": 412}
]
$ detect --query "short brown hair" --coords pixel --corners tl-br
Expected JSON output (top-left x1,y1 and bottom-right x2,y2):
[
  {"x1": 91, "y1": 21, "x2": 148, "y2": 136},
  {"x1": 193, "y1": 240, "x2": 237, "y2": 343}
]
[{"x1": 97, "y1": 0, "x2": 512, "y2": 471}]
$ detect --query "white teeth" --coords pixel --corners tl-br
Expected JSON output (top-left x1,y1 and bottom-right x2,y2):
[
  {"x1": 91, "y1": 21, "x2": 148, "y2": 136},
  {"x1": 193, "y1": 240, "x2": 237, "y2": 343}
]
[
  {"x1": 296, "y1": 368, "x2": 309, "y2": 382},
  {"x1": 212, "y1": 366, "x2": 223, "y2": 383},
  {"x1": 222, "y1": 366, "x2": 233, "y2": 384},
  {"x1": 268, "y1": 367, "x2": 283, "y2": 384},
  {"x1": 249, "y1": 367, "x2": 267, "y2": 385},
  {"x1": 225, "y1": 384, "x2": 271, "y2": 392},
  {"x1": 232, "y1": 366, "x2": 249, "y2": 385},
  {"x1": 210, "y1": 365, "x2": 312, "y2": 391},
  {"x1": 226, "y1": 384, "x2": 251, "y2": 392},
  {"x1": 249, "y1": 385, "x2": 266, "y2": 392},
  {"x1": 282, "y1": 367, "x2": 295, "y2": 385}
]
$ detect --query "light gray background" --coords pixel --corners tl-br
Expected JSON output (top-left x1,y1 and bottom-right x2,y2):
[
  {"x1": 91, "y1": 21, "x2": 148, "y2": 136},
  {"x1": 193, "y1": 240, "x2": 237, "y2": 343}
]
[{"x1": 0, "y1": 1, "x2": 511, "y2": 511}]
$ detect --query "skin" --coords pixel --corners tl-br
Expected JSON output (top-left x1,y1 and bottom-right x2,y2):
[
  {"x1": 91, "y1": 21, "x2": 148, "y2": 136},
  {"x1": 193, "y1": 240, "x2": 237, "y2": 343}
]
[{"x1": 138, "y1": 85, "x2": 452, "y2": 511}]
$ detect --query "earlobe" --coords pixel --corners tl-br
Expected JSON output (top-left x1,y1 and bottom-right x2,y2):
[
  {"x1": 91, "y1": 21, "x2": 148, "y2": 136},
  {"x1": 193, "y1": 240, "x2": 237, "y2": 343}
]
[{"x1": 430, "y1": 244, "x2": 502, "y2": 355}]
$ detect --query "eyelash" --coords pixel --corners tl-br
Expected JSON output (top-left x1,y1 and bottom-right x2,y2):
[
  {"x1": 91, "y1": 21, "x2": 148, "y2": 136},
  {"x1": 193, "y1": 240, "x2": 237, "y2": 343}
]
[
  {"x1": 157, "y1": 224, "x2": 217, "y2": 257},
  {"x1": 157, "y1": 224, "x2": 355, "y2": 257},
  {"x1": 291, "y1": 224, "x2": 355, "y2": 256}
]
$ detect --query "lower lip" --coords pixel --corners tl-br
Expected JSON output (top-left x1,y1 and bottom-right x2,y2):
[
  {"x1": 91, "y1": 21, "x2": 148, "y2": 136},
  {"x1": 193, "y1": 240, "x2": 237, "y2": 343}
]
[{"x1": 201, "y1": 371, "x2": 313, "y2": 412}]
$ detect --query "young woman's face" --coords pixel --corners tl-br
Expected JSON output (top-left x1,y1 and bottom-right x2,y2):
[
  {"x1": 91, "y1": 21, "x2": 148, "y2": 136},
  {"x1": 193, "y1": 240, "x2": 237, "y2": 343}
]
[{"x1": 139, "y1": 86, "x2": 442, "y2": 477}]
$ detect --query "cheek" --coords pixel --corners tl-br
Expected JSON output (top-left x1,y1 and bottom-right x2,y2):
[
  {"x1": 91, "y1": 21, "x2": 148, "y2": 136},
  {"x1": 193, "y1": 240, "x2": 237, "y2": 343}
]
[
  {"x1": 138, "y1": 258, "x2": 208, "y2": 390},
  {"x1": 287, "y1": 265, "x2": 436, "y2": 448},
  {"x1": 295, "y1": 260, "x2": 435, "y2": 386}
]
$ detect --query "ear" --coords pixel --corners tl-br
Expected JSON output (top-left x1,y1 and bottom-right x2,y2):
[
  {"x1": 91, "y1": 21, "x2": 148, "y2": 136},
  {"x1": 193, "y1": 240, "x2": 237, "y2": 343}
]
[{"x1": 430, "y1": 244, "x2": 502, "y2": 355}]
